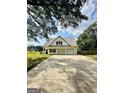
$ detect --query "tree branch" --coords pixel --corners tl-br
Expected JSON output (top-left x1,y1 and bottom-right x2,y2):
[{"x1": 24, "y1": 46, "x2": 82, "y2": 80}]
[{"x1": 27, "y1": 1, "x2": 81, "y2": 7}]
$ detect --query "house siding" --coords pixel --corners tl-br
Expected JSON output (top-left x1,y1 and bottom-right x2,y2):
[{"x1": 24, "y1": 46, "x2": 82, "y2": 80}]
[
  {"x1": 50, "y1": 37, "x2": 69, "y2": 46},
  {"x1": 44, "y1": 46, "x2": 77, "y2": 55}
]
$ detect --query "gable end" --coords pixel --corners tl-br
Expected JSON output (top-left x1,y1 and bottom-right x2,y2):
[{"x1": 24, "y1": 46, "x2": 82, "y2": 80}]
[{"x1": 49, "y1": 36, "x2": 71, "y2": 46}]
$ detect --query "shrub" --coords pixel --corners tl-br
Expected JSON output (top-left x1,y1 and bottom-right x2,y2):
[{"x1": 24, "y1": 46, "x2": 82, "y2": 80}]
[{"x1": 78, "y1": 50, "x2": 97, "y2": 55}]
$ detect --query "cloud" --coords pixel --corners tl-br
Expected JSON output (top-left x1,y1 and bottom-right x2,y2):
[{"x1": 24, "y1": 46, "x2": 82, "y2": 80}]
[
  {"x1": 56, "y1": 0, "x2": 97, "y2": 38},
  {"x1": 81, "y1": 0, "x2": 97, "y2": 18}
]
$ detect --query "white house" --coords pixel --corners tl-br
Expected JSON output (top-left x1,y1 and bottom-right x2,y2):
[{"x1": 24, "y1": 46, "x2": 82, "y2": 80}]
[{"x1": 43, "y1": 36, "x2": 77, "y2": 55}]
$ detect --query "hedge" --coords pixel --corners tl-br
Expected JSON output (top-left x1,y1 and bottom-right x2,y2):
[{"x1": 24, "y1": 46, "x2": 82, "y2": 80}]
[{"x1": 78, "y1": 50, "x2": 97, "y2": 55}]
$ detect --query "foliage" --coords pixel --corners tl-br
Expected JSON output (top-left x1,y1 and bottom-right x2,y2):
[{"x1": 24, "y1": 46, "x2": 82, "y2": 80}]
[
  {"x1": 85, "y1": 55, "x2": 97, "y2": 60},
  {"x1": 27, "y1": 0, "x2": 88, "y2": 41},
  {"x1": 27, "y1": 45, "x2": 43, "y2": 51},
  {"x1": 27, "y1": 51, "x2": 50, "y2": 71},
  {"x1": 77, "y1": 22, "x2": 97, "y2": 52},
  {"x1": 78, "y1": 50, "x2": 97, "y2": 55}
]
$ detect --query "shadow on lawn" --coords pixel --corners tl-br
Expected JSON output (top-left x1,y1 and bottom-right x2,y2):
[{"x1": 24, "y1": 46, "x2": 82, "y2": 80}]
[{"x1": 27, "y1": 57, "x2": 47, "y2": 72}]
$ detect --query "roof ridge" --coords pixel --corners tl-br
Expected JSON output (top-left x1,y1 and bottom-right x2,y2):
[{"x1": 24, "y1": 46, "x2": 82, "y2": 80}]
[{"x1": 49, "y1": 37, "x2": 75, "y2": 39}]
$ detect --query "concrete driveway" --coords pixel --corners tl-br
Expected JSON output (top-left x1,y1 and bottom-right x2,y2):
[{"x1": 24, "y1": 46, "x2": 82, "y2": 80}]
[{"x1": 27, "y1": 55, "x2": 97, "y2": 93}]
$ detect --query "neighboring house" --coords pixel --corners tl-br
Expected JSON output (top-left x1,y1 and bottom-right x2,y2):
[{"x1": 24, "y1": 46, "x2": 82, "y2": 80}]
[{"x1": 43, "y1": 36, "x2": 77, "y2": 55}]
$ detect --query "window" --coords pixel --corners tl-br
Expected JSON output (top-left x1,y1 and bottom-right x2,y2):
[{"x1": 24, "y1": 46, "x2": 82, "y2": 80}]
[
  {"x1": 56, "y1": 41, "x2": 62, "y2": 45},
  {"x1": 50, "y1": 49, "x2": 56, "y2": 53}
]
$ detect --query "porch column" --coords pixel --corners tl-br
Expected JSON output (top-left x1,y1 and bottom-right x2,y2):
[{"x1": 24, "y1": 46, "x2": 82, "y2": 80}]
[
  {"x1": 65, "y1": 47, "x2": 66, "y2": 54},
  {"x1": 43, "y1": 47, "x2": 45, "y2": 54},
  {"x1": 56, "y1": 48, "x2": 57, "y2": 54},
  {"x1": 48, "y1": 48, "x2": 49, "y2": 54},
  {"x1": 43, "y1": 48, "x2": 44, "y2": 54}
]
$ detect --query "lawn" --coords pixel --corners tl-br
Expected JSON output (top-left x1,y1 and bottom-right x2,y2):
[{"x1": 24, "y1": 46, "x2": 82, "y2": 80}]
[
  {"x1": 85, "y1": 55, "x2": 97, "y2": 60},
  {"x1": 27, "y1": 51, "x2": 51, "y2": 72}
]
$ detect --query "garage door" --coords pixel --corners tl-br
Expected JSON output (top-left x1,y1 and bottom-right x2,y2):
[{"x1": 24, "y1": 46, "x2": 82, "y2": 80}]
[
  {"x1": 57, "y1": 49, "x2": 65, "y2": 54},
  {"x1": 65, "y1": 49, "x2": 74, "y2": 54}
]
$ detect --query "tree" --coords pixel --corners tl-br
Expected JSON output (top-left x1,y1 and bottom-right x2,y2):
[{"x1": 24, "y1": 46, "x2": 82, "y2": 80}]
[
  {"x1": 27, "y1": 45, "x2": 43, "y2": 51},
  {"x1": 27, "y1": 0, "x2": 88, "y2": 41},
  {"x1": 77, "y1": 22, "x2": 97, "y2": 51}
]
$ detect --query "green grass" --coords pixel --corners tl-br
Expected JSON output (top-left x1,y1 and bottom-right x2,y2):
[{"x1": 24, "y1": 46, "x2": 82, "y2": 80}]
[
  {"x1": 85, "y1": 55, "x2": 97, "y2": 60},
  {"x1": 27, "y1": 51, "x2": 51, "y2": 72}
]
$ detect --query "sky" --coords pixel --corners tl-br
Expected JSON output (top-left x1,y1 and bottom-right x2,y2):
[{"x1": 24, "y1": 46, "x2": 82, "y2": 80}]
[{"x1": 28, "y1": 0, "x2": 97, "y2": 46}]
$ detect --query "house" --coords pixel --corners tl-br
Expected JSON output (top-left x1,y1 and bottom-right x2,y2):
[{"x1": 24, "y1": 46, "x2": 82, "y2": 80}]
[{"x1": 43, "y1": 36, "x2": 77, "y2": 55}]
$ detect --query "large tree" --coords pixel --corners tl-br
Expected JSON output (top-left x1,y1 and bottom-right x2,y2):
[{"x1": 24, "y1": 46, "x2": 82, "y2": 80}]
[
  {"x1": 27, "y1": 45, "x2": 43, "y2": 51},
  {"x1": 77, "y1": 22, "x2": 97, "y2": 51},
  {"x1": 27, "y1": 0, "x2": 88, "y2": 41}
]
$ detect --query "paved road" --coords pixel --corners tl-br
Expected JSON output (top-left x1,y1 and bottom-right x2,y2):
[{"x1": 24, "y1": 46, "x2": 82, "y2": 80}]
[{"x1": 27, "y1": 55, "x2": 97, "y2": 93}]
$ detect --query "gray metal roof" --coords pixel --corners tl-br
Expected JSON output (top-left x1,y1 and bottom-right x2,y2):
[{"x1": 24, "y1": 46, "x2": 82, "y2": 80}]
[{"x1": 43, "y1": 36, "x2": 77, "y2": 47}]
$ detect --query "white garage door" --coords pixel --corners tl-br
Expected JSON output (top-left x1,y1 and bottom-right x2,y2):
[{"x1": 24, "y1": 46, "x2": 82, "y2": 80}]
[
  {"x1": 65, "y1": 49, "x2": 74, "y2": 54},
  {"x1": 57, "y1": 49, "x2": 65, "y2": 54}
]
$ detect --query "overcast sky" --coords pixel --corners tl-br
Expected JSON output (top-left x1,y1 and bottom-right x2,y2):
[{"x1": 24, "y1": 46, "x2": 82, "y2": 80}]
[{"x1": 28, "y1": 0, "x2": 97, "y2": 46}]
